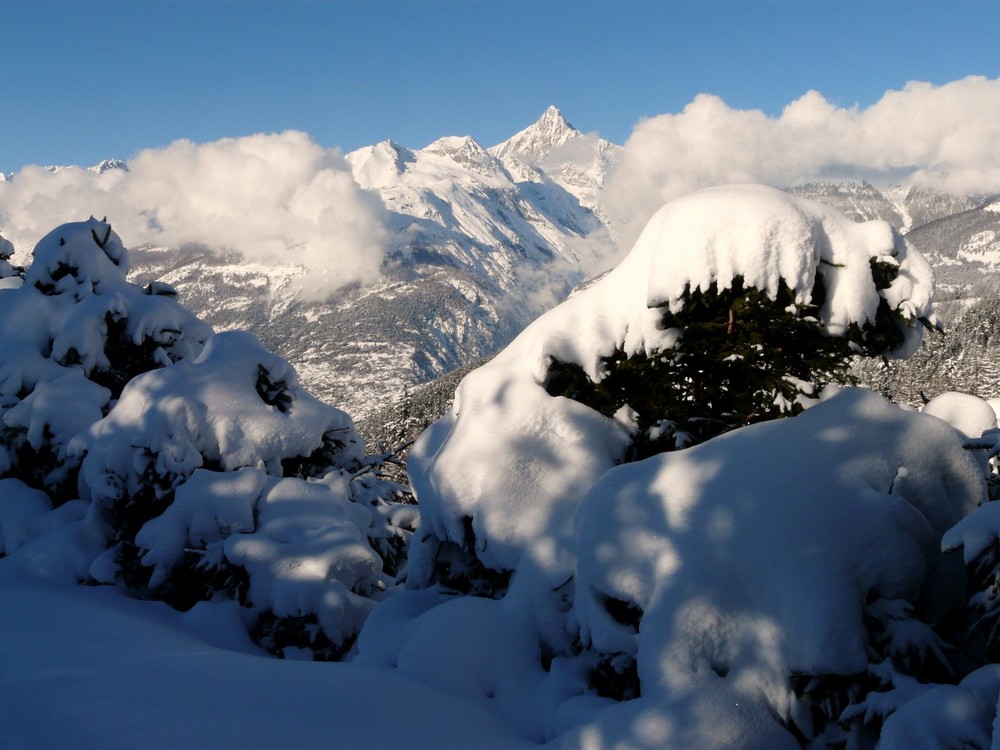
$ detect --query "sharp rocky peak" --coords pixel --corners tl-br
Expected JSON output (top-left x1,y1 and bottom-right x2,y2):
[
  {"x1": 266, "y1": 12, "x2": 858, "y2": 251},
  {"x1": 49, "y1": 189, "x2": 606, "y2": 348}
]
[
  {"x1": 489, "y1": 106, "x2": 583, "y2": 165},
  {"x1": 535, "y1": 105, "x2": 576, "y2": 133}
]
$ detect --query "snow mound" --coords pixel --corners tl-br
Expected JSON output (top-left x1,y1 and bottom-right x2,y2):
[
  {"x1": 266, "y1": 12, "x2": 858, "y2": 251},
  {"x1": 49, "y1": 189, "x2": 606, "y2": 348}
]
[
  {"x1": 375, "y1": 389, "x2": 982, "y2": 746},
  {"x1": 79, "y1": 329, "x2": 360, "y2": 506},
  {"x1": 0, "y1": 478, "x2": 64, "y2": 555},
  {"x1": 136, "y1": 466, "x2": 392, "y2": 653},
  {"x1": 879, "y1": 665, "x2": 1000, "y2": 749},
  {"x1": 923, "y1": 391, "x2": 998, "y2": 439},
  {"x1": 575, "y1": 389, "x2": 982, "y2": 709}
]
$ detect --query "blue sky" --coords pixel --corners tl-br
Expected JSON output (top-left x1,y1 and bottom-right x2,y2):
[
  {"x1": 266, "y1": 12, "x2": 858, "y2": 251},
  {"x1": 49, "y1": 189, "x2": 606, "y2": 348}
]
[{"x1": 3, "y1": 0, "x2": 999, "y2": 173}]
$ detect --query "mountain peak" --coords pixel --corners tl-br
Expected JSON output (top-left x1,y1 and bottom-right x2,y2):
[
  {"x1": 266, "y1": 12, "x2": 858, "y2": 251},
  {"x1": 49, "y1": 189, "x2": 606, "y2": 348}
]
[
  {"x1": 345, "y1": 139, "x2": 417, "y2": 187},
  {"x1": 488, "y1": 106, "x2": 582, "y2": 166},
  {"x1": 538, "y1": 105, "x2": 574, "y2": 131},
  {"x1": 421, "y1": 135, "x2": 507, "y2": 178},
  {"x1": 423, "y1": 134, "x2": 487, "y2": 156},
  {"x1": 90, "y1": 159, "x2": 128, "y2": 174}
]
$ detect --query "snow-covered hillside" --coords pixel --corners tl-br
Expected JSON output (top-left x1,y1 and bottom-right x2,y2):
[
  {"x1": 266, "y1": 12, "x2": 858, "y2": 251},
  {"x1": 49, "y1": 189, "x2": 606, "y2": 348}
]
[
  {"x1": 123, "y1": 115, "x2": 996, "y2": 420},
  {"x1": 790, "y1": 182, "x2": 1000, "y2": 299},
  {"x1": 5, "y1": 195, "x2": 1000, "y2": 749}
]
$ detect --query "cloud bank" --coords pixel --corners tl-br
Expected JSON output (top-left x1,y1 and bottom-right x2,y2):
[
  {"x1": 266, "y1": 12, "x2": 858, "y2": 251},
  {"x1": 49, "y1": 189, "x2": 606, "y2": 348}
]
[
  {"x1": 603, "y1": 76, "x2": 1000, "y2": 249},
  {"x1": 0, "y1": 131, "x2": 388, "y2": 298}
]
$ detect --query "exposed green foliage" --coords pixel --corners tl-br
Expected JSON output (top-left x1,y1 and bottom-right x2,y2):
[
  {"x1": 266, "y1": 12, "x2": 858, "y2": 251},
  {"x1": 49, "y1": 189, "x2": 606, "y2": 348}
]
[{"x1": 545, "y1": 276, "x2": 859, "y2": 458}]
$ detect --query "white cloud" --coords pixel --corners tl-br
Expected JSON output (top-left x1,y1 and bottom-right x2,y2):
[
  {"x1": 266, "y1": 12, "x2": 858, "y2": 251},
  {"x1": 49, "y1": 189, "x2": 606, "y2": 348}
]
[
  {"x1": 0, "y1": 131, "x2": 389, "y2": 299},
  {"x1": 602, "y1": 76, "x2": 1000, "y2": 250}
]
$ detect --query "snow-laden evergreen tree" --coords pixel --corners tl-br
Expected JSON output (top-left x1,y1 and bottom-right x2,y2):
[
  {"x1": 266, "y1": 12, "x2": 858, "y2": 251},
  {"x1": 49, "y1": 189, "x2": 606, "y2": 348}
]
[
  {"x1": 354, "y1": 185, "x2": 979, "y2": 748},
  {"x1": 0, "y1": 219, "x2": 415, "y2": 659},
  {"x1": 0, "y1": 218, "x2": 211, "y2": 503},
  {"x1": 406, "y1": 185, "x2": 936, "y2": 597}
]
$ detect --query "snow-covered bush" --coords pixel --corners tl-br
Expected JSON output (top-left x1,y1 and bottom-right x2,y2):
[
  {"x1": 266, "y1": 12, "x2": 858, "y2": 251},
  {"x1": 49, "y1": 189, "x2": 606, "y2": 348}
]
[
  {"x1": 0, "y1": 232, "x2": 21, "y2": 281},
  {"x1": 544, "y1": 277, "x2": 856, "y2": 456},
  {"x1": 77, "y1": 329, "x2": 416, "y2": 656},
  {"x1": 877, "y1": 664, "x2": 1000, "y2": 749},
  {"x1": 916, "y1": 390, "x2": 1000, "y2": 680},
  {"x1": 0, "y1": 218, "x2": 210, "y2": 502},
  {"x1": 545, "y1": 185, "x2": 935, "y2": 456},
  {"x1": 573, "y1": 389, "x2": 982, "y2": 745},
  {"x1": 360, "y1": 388, "x2": 984, "y2": 747},
  {"x1": 407, "y1": 184, "x2": 935, "y2": 596},
  {"x1": 924, "y1": 391, "x2": 999, "y2": 440},
  {"x1": 941, "y1": 403, "x2": 1000, "y2": 665},
  {"x1": 0, "y1": 219, "x2": 415, "y2": 659}
]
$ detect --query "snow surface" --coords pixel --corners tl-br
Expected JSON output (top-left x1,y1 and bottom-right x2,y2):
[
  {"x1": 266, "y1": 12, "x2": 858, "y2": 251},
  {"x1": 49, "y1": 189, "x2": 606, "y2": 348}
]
[{"x1": 0, "y1": 566, "x2": 536, "y2": 750}]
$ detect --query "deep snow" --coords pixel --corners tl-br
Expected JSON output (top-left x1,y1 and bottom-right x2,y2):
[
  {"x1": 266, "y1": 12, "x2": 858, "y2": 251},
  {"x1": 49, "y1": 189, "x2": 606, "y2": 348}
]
[{"x1": 3, "y1": 189, "x2": 1000, "y2": 749}]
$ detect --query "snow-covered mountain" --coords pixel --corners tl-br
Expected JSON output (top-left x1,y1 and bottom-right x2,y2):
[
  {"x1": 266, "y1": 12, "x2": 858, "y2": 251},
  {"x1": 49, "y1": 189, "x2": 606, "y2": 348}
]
[
  {"x1": 114, "y1": 111, "x2": 1000, "y2": 419},
  {"x1": 130, "y1": 109, "x2": 613, "y2": 418},
  {"x1": 490, "y1": 105, "x2": 582, "y2": 166},
  {"x1": 89, "y1": 158, "x2": 128, "y2": 174},
  {"x1": 489, "y1": 105, "x2": 622, "y2": 215},
  {"x1": 36, "y1": 159, "x2": 129, "y2": 176}
]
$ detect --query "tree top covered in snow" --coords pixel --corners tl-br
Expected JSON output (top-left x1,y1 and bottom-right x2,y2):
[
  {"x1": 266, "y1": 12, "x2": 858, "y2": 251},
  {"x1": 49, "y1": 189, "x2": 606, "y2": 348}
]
[
  {"x1": 642, "y1": 185, "x2": 933, "y2": 343},
  {"x1": 409, "y1": 184, "x2": 938, "y2": 579}
]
